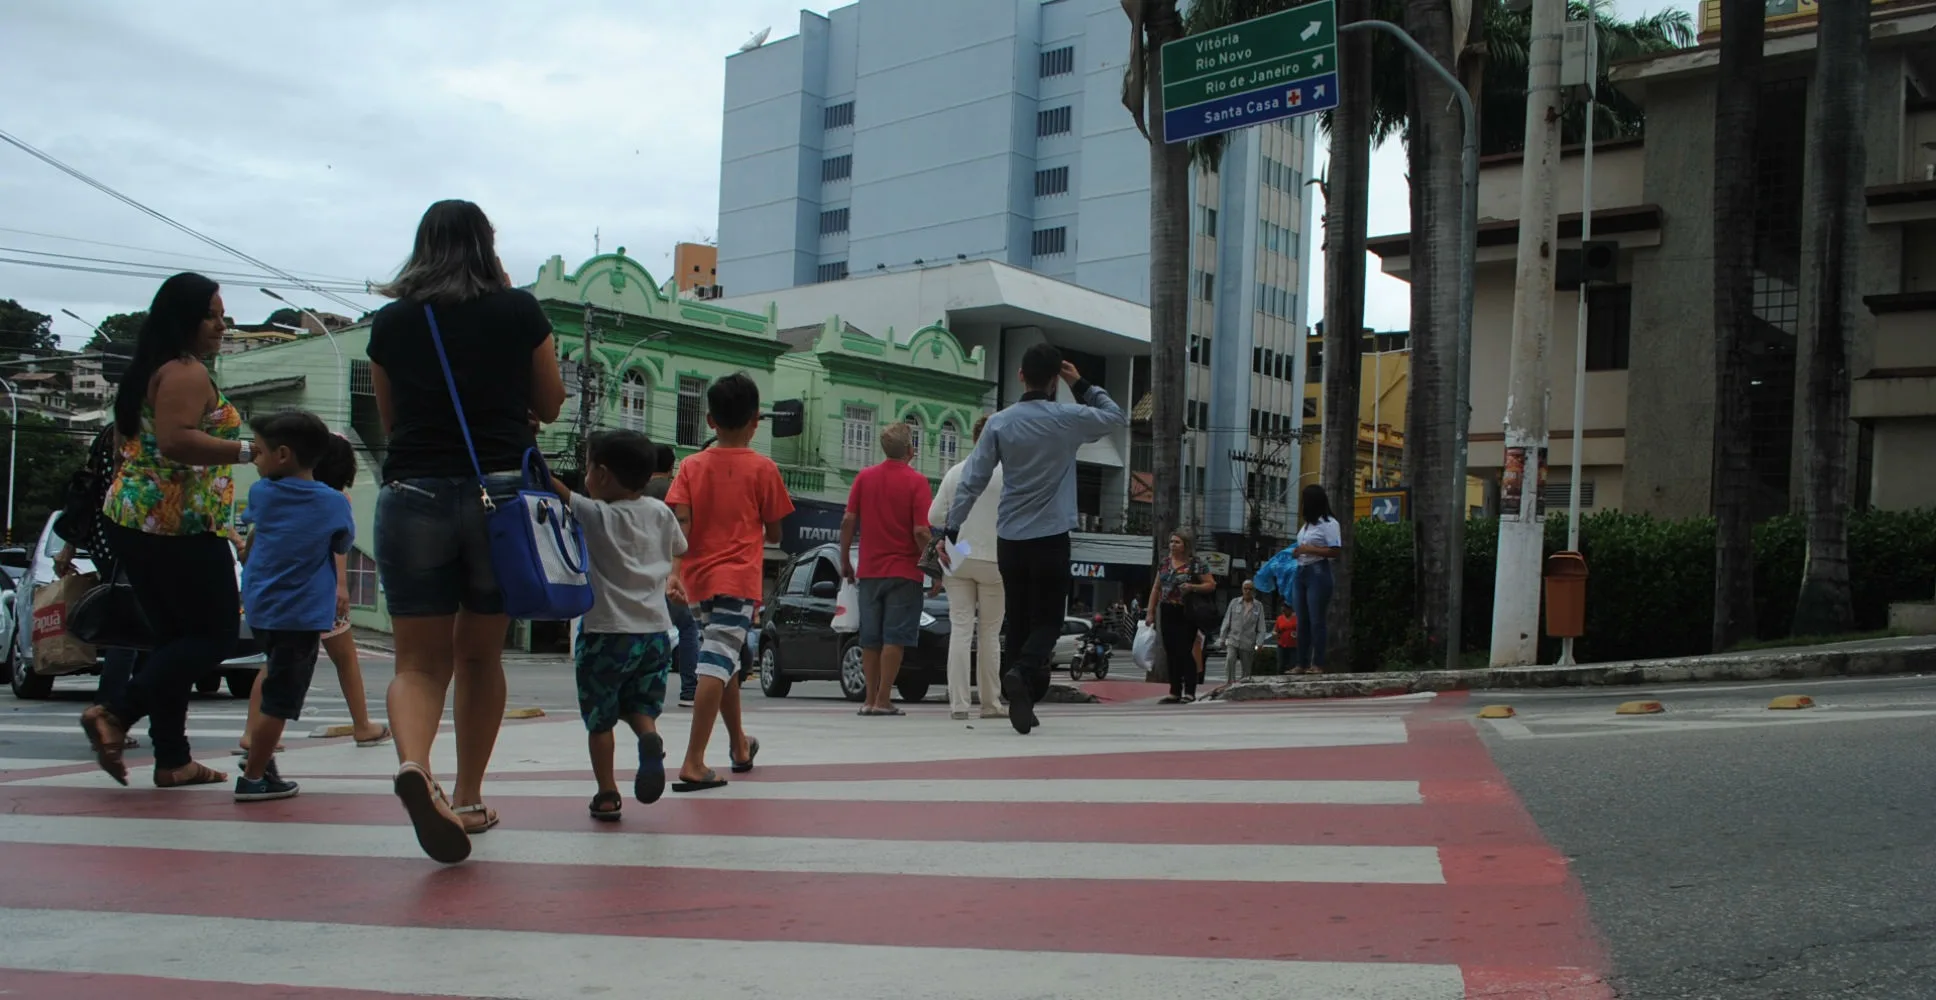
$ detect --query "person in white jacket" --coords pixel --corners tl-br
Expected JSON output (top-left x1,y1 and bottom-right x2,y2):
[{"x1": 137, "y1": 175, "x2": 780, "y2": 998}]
[{"x1": 929, "y1": 416, "x2": 1006, "y2": 721}]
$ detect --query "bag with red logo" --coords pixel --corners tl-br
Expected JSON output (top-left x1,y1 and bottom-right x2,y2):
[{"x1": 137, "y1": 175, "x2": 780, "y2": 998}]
[
  {"x1": 831, "y1": 579, "x2": 860, "y2": 633},
  {"x1": 31, "y1": 573, "x2": 98, "y2": 672}
]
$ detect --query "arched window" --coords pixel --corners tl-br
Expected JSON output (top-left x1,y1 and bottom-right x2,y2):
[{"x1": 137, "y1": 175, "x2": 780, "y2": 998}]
[
  {"x1": 619, "y1": 370, "x2": 648, "y2": 431},
  {"x1": 903, "y1": 414, "x2": 923, "y2": 466},
  {"x1": 937, "y1": 419, "x2": 961, "y2": 467}
]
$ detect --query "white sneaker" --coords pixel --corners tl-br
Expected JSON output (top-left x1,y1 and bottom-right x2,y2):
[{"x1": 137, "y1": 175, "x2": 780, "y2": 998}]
[
  {"x1": 677, "y1": 699, "x2": 694, "y2": 709},
  {"x1": 950, "y1": 711, "x2": 971, "y2": 721}
]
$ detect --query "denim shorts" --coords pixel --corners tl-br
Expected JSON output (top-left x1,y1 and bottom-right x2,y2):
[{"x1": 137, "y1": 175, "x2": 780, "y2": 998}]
[
  {"x1": 374, "y1": 473, "x2": 522, "y2": 618},
  {"x1": 858, "y1": 577, "x2": 924, "y2": 649}
]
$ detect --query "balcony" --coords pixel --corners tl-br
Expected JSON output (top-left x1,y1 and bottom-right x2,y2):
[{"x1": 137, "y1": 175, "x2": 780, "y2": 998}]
[{"x1": 780, "y1": 466, "x2": 829, "y2": 496}]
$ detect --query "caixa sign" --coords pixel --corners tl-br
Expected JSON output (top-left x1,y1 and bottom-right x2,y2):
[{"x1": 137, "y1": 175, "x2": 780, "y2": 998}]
[{"x1": 1070, "y1": 562, "x2": 1107, "y2": 579}]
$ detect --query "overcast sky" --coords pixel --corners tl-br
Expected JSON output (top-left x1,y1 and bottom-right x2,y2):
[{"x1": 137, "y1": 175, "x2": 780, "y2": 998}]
[{"x1": 4, "y1": 0, "x2": 1693, "y2": 347}]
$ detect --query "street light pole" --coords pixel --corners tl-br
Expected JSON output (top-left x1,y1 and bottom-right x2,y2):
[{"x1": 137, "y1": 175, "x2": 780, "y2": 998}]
[
  {"x1": 1336, "y1": 20, "x2": 1478, "y2": 671},
  {"x1": 259, "y1": 289, "x2": 346, "y2": 428},
  {"x1": 1559, "y1": 2, "x2": 1599, "y2": 667},
  {"x1": 1, "y1": 377, "x2": 17, "y2": 544}
]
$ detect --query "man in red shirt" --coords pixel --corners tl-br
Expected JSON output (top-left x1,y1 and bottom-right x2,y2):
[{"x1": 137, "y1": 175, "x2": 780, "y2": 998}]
[{"x1": 839, "y1": 423, "x2": 934, "y2": 716}]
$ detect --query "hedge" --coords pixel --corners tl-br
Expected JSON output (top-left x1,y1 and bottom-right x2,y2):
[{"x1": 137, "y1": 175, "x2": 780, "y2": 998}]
[{"x1": 1342, "y1": 509, "x2": 1936, "y2": 671}]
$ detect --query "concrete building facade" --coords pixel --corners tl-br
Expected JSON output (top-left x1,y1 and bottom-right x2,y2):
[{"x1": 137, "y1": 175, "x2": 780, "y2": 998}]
[{"x1": 716, "y1": 0, "x2": 1318, "y2": 544}]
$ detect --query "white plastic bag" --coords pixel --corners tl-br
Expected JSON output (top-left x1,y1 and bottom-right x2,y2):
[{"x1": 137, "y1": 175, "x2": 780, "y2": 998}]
[
  {"x1": 831, "y1": 579, "x2": 861, "y2": 633},
  {"x1": 1132, "y1": 621, "x2": 1160, "y2": 672}
]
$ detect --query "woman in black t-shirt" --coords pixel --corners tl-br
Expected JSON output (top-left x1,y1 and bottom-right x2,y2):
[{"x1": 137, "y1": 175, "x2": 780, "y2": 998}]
[{"x1": 366, "y1": 199, "x2": 566, "y2": 863}]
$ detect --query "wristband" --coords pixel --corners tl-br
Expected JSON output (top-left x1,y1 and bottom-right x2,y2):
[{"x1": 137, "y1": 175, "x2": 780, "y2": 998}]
[{"x1": 237, "y1": 440, "x2": 253, "y2": 463}]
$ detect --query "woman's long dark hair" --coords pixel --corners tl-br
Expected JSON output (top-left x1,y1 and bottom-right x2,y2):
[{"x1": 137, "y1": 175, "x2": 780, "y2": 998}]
[
  {"x1": 114, "y1": 272, "x2": 220, "y2": 437},
  {"x1": 375, "y1": 199, "x2": 505, "y2": 304},
  {"x1": 1300, "y1": 484, "x2": 1335, "y2": 526}
]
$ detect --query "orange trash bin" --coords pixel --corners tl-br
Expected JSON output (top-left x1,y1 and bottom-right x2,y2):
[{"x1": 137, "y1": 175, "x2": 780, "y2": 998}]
[{"x1": 1544, "y1": 551, "x2": 1588, "y2": 639}]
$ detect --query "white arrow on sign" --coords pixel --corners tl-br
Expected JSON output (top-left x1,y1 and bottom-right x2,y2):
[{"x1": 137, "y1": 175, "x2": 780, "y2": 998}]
[
  {"x1": 1312, "y1": 52, "x2": 1325, "y2": 68},
  {"x1": 1300, "y1": 20, "x2": 1322, "y2": 41},
  {"x1": 1314, "y1": 84, "x2": 1327, "y2": 99}
]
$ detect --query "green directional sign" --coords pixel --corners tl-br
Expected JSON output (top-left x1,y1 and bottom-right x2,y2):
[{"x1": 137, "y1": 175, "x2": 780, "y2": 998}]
[{"x1": 1159, "y1": 0, "x2": 1340, "y2": 144}]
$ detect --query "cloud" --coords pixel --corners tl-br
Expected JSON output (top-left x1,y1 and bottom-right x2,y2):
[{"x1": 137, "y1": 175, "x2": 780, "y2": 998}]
[{"x1": 1, "y1": 0, "x2": 824, "y2": 344}]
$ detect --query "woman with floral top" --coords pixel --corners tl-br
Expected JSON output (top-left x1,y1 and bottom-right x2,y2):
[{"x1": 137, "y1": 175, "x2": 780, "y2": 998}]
[
  {"x1": 80, "y1": 273, "x2": 246, "y2": 788},
  {"x1": 1146, "y1": 531, "x2": 1216, "y2": 703}
]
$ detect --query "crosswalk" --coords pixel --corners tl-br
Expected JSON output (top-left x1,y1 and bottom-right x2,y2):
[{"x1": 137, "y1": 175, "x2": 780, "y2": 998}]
[{"x1": 0, "y1": 692, "x2": 1611, "y2": 999}]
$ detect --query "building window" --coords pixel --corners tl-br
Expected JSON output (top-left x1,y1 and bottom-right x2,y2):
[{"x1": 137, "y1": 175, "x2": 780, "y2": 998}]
[
  {"x1": 1538, "y1": 480, "x2": 1596, "y2": 513},
  {"x1": 347, "y1": 549, "x2": 379, "y2": 608},
  {"x1": 842, "y1": 405, "x2": 876, "y2": 468},
  {"x1": 1197, "y1": 270, "x2": 1214, "y2": 302},
  {"x1": 1257, "y1": 283, "x2": 1296, "y2": 319},
  {"x1": 1302, "y1": 397, "x2": 1318, "y2": 418},
  {"x1": 823, "y1": 101, "x2": 854, "y2": 129},
  {"x1": 618, "y1": 370, "x2": 648, "y2": 431},
  {"x1": 1306, "y1": 341, "x2": 1323, "y2": 384},
  {"x1": 1196, "y1": 205, "x2": 1218, "y2": 237},
  {"x1": 1040, "y1": 45, "x2": 1075, "y2": 78},
  {"x1": 1037, "y1": 105, "x2": 1073, "y2": 137},
  {"x1": 1259, "y1": 220, "x2": 1296, "y2": 255},
  {"x1": 676, "y1": 376, "x2": 707, "y2": 447},
  {"x1": 903, "y1": 414, "x2": 923, "y2": 463},
  {"x1": 1035, "y1": 166, "x2": 1070, "y2": 197},
  {"x1": 1585, "y1": 284, "x2": 1631, "y2": 371},
  {"x1": 815, "y1": 261, "x2": 848, "y2": 283},
  {"x1": 1184, "y1": 399, "x2": 1210, "y2": 429},
  {"x1": 822, "y1": 154, "x2": 852, "y2": 182},
  {"x1": 819, "y1": 207, "x2": 849, "y2": 235},
  {"x1": 938, "y1": 419, "x2": 961, "y2": 467},
  {"x1": 1189, "y1": 335, "x2": 1212, "y2": 365},
  {"x1": 1031, "y1": 226, "x2": 1068, "y2": 257}
]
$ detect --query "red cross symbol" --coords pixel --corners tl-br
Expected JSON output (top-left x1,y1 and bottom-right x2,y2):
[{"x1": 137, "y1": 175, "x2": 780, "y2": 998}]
[{"x1": 1287, "y1": 88, "x2": 1303, "y2": 107}]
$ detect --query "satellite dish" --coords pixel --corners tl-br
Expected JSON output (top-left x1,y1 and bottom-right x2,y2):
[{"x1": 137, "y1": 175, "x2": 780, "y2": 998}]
[{"x1": 739, "y1": 27, "x2": 771, "y2": 52}]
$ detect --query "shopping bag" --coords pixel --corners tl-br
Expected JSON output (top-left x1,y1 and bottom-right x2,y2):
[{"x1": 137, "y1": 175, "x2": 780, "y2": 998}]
[
  {"x1": 831, "y1": 579, "x2": 861, "y2": 633},
  {"x1": 32, "y1": 573, "x2": 99, "y2": 671},
  {"x1": 1132, "y1": 621, "x2": 1160, "y2": 672}
]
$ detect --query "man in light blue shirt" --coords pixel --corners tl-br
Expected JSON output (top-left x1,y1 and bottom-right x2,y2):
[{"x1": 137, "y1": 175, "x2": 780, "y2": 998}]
[{"x1": 946, "y1": 343, "x2": 1125, "y2": 734}]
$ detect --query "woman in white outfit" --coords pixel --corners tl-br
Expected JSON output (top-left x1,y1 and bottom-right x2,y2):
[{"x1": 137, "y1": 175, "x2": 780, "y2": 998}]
[{"x1": 930, "y1": 416, "x2": 1006, "y2": 721}]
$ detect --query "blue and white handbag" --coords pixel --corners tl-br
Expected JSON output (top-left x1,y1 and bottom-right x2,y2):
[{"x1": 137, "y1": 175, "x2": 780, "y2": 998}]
[{"x1": 424, "y1": 305, "x2": 595, "y2": 621}]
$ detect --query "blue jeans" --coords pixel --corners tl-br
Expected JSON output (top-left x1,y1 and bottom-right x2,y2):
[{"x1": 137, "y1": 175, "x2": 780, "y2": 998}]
[
  {"x1": 671, "y1": 602, "x2": 700, "y2": 701},
  {"x1": 1290, "y1": 560, "x2": 1334, "y2": 669},
  {"x1": 374, "y1": 473, "x2": 522, "y2": 617}
]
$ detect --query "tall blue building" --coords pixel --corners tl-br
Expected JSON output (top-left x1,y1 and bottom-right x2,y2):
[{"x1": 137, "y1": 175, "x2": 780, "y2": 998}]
[{"x1": 718, "y1": 0, "x2": 1317, "y2": 542}]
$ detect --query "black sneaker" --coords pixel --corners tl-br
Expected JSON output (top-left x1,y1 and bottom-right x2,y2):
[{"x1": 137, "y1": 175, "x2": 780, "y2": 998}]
[
  {"x1": 1000, "y1": 673, "x2": 1037, "y2": 736},
  {"x1": 235, "y1": 772, "x2": 299, "y2": 802}
]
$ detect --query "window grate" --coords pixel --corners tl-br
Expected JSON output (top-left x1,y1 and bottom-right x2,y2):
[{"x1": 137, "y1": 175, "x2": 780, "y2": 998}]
[
  {"x1": 821, "y1": 154, "x2": 852, "y2": 182},
  {"x1": 1039, "y1": 45, "x2": 1075, "y2": 78},
  {"x1": 1031, "y1": 226, "x2": 1068, "y2": 257},
  {"x1": 618, "y1": 370, "x2": 648, "y2": 432},
  {"x1": 819, "y1": 207, "x2": 849, "y2": 235},
  {"x1": 815, "y1": 261, "x2": 848, "y2": 283},
  {"x1": 1034, "y1": 165, "x2": 1070, "y2": 197},
  {"x1": 823, "y1": 101, "x2": 854, "y2": 129},
  {"x1": 842, "y1": 405, "x2": 876, "y2": 469},
  {"x1": 1036, "y1": 105, "x2": 1072, "y2": 137},
  {"x1": 676, "y1": 376, "x2": 707, "y2": 447}
]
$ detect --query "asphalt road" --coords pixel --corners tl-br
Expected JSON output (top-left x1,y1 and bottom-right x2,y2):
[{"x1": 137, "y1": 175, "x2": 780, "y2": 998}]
[{"x1": 1483, "y1": 675, "x2": 1936, "y2": 999}]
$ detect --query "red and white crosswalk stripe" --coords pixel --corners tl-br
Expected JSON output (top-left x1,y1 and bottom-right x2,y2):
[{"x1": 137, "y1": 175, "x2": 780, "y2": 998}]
[{"x1": 0, "y1": 693, "x2": 1610, "y2": 999}]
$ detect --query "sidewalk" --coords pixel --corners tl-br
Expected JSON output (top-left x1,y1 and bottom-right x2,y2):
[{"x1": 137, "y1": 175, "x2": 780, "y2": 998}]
[{"x1": 1217, "y1": 635, "x2": 1936, "y2": 701}]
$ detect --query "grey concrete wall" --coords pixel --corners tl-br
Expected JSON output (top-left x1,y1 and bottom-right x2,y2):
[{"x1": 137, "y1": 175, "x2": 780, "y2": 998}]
[{"x1": 1625, "y1": 77, "x2": 1718, "y2": 518}]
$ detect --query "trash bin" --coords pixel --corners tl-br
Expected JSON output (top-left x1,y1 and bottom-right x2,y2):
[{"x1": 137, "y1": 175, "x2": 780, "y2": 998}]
[{"x1": 1544, "y1": 551, "x2": 1588, "y2": 638}]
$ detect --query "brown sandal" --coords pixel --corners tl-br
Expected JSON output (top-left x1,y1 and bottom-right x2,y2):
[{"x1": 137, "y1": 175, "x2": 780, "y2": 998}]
[
  {"x1": 394, "y1": 763, "x2": 470, "y2": 864},
  {"x1": 454, "y1": 803, "x2": 499, "y2": 835},
  {"x1": 79, "y1": 706, "x2": 129, "y2": 786},
  {"x1": 154, "y1": 761, "x2": 228, "y2": 788}
]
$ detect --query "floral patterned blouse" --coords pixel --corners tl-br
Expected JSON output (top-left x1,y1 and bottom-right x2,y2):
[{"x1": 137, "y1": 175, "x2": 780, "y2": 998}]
[
  {"x1": 102, "y1": 391, "x2": 241, "y2": 537},
  {"x1": 1156, "y1": 556, "x2": 1210, "y2": 605}
]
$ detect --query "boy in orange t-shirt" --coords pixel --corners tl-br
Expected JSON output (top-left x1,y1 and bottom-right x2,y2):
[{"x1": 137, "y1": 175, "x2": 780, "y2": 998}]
[{"x1": 665, "y1": 374, "x2": 794, "y2": 790}]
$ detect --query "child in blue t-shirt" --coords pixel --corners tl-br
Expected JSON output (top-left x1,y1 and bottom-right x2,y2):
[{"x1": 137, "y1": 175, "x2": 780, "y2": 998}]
[{"x1": 234, "y1": 410, "x2": 355, "y2": 802}]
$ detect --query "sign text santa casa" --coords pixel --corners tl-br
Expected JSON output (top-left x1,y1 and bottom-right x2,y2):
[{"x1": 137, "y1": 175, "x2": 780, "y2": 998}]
[{"x1": 1159, "y1": 0, "x2": 1340, "y2": 144}]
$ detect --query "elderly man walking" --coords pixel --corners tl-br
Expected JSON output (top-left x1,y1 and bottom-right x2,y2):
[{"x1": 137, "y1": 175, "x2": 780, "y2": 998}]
[
  {"x1": 839, "y1": 423, "x2": 933, "y2": 716},
  {"x1": 945, "y1": 343, "x2": 1126, "y2": 735},
  {"x1": 1218, "y1": 580, "x2": 1268, "y2": 683}
]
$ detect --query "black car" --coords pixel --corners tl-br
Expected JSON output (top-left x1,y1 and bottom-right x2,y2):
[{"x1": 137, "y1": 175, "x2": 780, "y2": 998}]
[{"x1": 757, "y1": 544, "x2": 950, "y2": 703}]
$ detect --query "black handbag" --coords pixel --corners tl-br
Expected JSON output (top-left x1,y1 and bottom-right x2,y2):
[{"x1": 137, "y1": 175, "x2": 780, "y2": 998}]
[{"x1": 69, "y1": 566, "x2": 158, "y2": 651}]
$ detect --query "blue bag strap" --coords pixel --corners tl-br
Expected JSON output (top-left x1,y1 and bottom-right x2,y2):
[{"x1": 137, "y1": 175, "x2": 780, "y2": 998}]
[{"x1": 423, "y1": 304, "x2": 494, "y2": 511}]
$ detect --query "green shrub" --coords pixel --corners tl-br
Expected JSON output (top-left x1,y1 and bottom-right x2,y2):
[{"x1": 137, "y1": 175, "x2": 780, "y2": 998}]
[{"x1": 1343, "y1": 508, "x2": 1936, "y2": 670}]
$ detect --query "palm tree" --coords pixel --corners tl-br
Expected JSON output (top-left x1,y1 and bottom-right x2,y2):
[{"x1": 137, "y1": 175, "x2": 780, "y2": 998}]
[
  {"x1": 1711, "y1": 0, "x2": 1764, "y2": 651},
  {"x1": 1120, "y1": 0, "x2": 1191, "y2": 569},
  {"x1": 1792, "y1": 1, "x2": 1868, "y2": 636}
]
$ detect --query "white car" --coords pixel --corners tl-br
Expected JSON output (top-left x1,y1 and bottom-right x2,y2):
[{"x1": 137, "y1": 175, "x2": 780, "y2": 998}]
[
  {"x1": 7, "y1": 511, "x2": 265, "y2": 700},
  {"x1": 1053, "y1": 616, "x2": 1092, "y2": 666}
]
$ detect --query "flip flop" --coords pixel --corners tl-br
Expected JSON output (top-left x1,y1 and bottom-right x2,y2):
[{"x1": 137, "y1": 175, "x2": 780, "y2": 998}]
[
  {"x1": 672, "y1": 770, "x2": 728, "y2": 793},
  {"x1": 635, "y1": 732, "x2": 666, "y2": 804},
  {"x1": 355, "y1": 725, "x2": 393, "y2": 748},
  {"x1": 874, "y1": 706, "x2": 906, "y2": 717},
  {"x1": 393, "y1": 762, "x2": 470, "y2": 864},
  {"x1": 731, "y1": 736, "x2": 760, "y2": 774},
  {"x1": 589, "y1": 790, "x2": 623, "y2": 822}
]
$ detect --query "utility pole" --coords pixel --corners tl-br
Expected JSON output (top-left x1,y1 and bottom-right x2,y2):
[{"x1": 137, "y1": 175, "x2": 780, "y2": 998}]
[
  {"x1": 1489, "y1": 0, "x2": 1565, "y2": 667},
  {"x1": 571, "y1": 304, "x2": 606, "y2": 475}
]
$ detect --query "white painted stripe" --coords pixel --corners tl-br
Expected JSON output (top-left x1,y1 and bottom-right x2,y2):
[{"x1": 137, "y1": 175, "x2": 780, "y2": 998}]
[
  {"x1": 12, "y1": 773, "x2": 1424, "y2": 805},
  {"x1": 0, "y1": 815, "x2": 1447, "y2": 884},
  {"x1": 0, "y1": 758, "x2": 86, "y2": 772},
  {"x1": 0, "y1": 908, "x2": 1467, "y2": 999}
]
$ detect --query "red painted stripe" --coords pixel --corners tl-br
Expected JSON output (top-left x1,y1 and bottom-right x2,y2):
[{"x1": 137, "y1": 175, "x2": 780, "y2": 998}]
[
  {"x1": 0, "y1": 785, "x2": 1548, "y2": 848},
  {"x1": 1076, "y1": 680, "x2": 1172, "y2": 702},
  {"x1": 1463, "y1": 965, "x2": 1617, "y2": 999},
  {"x1": 0, "y1": 842, "x2": 1608, "y2": 968},
  {"x1": 0, "y1": 968, "x2": 465, "y2": 999}
]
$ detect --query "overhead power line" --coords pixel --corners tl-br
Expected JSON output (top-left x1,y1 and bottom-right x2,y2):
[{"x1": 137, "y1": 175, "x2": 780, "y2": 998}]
[
  {"x1": 0, "y1": 226, "x2": 368, "y2": 284},
  {"x1": 0, "y1": 256, "x2": 371, "y2": 297},
  {"x1": 0, "y1": 127, "x2": 371, "y2": 315},
  {"x1": 0, "y1": 247, "x2": 371, "y2": 293}
]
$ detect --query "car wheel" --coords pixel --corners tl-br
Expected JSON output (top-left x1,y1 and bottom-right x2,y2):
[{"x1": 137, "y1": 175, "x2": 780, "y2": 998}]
[
  {"x1": 9, "y1": 645, "x2": 51, "y2": 699},
  {"x1": 194, "y1": 673, "x2": 222, "y2": 696},
  {"x1": 837, "y1": 641, "x2": 866, "y2": 702},
  {"x1": 895, "y1": 678, "x2": 930, "y2": 704},
  {"x1": 224, "y1": 669, "x2": 257, "y2": 700},
  {"x1": 758, "y1": 643, "x2": 791, "y2": 698}
]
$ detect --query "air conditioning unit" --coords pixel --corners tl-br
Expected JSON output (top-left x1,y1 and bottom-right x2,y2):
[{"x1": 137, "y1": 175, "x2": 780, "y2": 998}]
[{"x1": 695, "y1": 284, "x2": 725, "y2": 300}]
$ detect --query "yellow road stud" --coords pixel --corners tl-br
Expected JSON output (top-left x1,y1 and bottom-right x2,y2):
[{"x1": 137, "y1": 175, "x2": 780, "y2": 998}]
[
  {"x1": 1767, "y1": 694, "x2": 1815, "y2": 710},
  {"x1": 1477, "y1": 705, "x2": 1516, "y2": 719},
  {"x1": 1614, "y1": 700, "x2": 1664, "y2": 715},
  {"x1": 503, "y1": 707, "x2": 547, "y2": 720}
]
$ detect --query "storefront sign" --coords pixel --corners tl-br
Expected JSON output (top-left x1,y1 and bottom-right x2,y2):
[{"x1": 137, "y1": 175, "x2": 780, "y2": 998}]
[
  {"x1": 1071, "y1": 562, "x2": 1107, "y2": 579},
  {"x1": 779, "y1": 500, "x2": 847, "y2": 554}
]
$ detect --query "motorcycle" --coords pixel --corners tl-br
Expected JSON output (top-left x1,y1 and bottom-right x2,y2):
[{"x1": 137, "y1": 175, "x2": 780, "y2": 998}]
[{"x1": 1069, "y1": 619, "x2": 1115, "y2": 681}]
